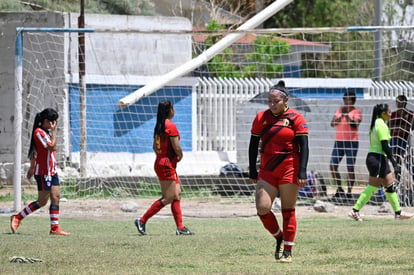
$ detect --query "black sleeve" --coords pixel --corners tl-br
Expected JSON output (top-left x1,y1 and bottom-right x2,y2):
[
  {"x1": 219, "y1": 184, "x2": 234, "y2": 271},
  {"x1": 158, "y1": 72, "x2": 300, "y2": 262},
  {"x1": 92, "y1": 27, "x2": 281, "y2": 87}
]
[
  {"x1": 248, "y1": 135, "x2": 260, "y2": 180},
  {"x1": 381, "y1": 140, "x2": 397, "y2": 167},
  {"x1": 296, "y1": 135, "x2": 309, "y2": 179}
]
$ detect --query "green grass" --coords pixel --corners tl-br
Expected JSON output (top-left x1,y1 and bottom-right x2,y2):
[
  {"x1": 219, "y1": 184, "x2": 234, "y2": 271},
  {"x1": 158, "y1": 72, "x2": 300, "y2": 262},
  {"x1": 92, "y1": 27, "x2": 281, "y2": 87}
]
[{"x1": 1, "y1": 216, "x2": 413, "y2": 274}]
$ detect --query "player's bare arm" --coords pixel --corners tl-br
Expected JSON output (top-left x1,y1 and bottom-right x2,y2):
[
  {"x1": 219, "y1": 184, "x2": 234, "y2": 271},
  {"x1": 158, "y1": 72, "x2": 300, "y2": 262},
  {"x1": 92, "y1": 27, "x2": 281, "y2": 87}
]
[{"x1": 170, "y1": 136, "x2": 183, "y2": 161}]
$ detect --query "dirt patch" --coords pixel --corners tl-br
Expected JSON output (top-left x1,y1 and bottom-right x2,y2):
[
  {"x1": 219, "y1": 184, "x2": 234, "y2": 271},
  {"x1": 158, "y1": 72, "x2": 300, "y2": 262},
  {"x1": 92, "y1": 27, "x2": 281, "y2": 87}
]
[
  {"x1": 2, "y1": 185, "x2": 412, "y2": 221},
  {"x1": 1, "y1": 195, "x2": 407, "y2": 222}
]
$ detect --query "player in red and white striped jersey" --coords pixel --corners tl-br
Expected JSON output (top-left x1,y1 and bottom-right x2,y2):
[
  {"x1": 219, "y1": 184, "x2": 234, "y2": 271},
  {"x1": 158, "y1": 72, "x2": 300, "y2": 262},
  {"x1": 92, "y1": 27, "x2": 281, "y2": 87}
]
[{"x1": 10, "y1": 108, "x2": 70, "y2": 236}]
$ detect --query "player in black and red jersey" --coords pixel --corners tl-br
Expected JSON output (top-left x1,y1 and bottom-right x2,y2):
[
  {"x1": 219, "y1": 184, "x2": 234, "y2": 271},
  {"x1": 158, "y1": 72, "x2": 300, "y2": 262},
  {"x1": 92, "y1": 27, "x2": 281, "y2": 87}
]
[
  {"x1": 134, "y1": 100, "x2": 193, "y2": 236},
  {"x1": 248, "y1": 81, "x2": 309, "y2": 263},
  {"x1": 11, "y1": 108, "x2": 70, "y2": 235}
]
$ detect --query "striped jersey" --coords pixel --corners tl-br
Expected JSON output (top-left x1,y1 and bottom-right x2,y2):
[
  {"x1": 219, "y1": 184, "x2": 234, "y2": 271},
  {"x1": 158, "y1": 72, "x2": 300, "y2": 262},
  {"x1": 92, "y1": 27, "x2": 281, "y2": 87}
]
[{"x1": 33, "y1": 128, "x2": 57, "y2": 176}]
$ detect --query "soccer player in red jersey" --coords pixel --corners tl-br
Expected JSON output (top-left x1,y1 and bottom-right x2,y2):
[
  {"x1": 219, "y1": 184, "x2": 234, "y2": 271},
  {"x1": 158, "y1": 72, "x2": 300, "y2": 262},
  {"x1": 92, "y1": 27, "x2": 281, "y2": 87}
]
[
  {"x1": 389, "y1": 95, "x2": 414, "y2": 183},
  {"x1": 10, "y1": 108, "x2": 70, "y2": 235},
  {"x1": 248, "y1": 81, "x2": 309, "y2": 263},
  {"x1": 135, "y1": 100, "x2": 193, "y2": 236}
]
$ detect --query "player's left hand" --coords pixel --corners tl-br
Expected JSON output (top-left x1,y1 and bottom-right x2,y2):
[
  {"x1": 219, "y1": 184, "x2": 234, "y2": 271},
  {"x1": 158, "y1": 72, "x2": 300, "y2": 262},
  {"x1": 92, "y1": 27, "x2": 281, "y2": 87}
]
[{"x1": 298, "y1": 178, "x2": 307, "y2": 188}]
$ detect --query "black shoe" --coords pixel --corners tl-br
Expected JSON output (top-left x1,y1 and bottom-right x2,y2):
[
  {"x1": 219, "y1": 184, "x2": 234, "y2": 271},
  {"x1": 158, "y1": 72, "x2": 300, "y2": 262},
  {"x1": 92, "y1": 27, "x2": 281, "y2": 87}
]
[
  {"x1": 333, "y1": 188, "x2": 346, "y2": 198},
  {"x1": 134, "y1": 219, "x2": 146, "y2": 235},
  {"x1": 275, "y1": 237, "x2": 284, "y2": 260},
  {"x1": 176, "y1": 227, "x2": 194, "y2": 235}
]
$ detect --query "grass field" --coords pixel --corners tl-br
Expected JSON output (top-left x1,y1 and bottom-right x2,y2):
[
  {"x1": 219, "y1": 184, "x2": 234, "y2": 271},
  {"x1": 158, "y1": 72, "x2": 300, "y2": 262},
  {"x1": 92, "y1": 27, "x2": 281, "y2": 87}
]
[{"x1": 1, "y1": 214, "x2": 414, "y2": 274}]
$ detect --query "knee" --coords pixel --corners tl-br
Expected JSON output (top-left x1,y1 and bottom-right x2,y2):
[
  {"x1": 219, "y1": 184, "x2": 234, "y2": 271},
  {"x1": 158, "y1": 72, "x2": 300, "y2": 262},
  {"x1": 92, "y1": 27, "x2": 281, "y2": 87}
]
[
  {"x1": 385, "y1": 183, "x2": 396, "y2": 193},
  {"x1": 51, "y1": 194, "x2": 61, "y2": 204},
  {"x1": 256, "y1": 204, "x2": 271, "y2": 216},
  {"x1": 162, "y1": 196, "x2": 174, "y2": 205}
]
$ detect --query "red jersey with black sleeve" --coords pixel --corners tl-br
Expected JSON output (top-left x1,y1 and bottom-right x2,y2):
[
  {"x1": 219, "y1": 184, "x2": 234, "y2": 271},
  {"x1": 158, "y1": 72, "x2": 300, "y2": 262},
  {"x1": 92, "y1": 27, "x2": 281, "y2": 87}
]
[
  {"x1": 389, "y1": 108, "x2": 414, "y2": 141},
  {"x1": 154, "y1": 119, "x2": 180, "y2": 166},
  {"x1": 33, "y1": 128, "x2": 57, "y2": 176},
  {"x1": 251, "y1": 108, "x2": 308, "y2": 172}
]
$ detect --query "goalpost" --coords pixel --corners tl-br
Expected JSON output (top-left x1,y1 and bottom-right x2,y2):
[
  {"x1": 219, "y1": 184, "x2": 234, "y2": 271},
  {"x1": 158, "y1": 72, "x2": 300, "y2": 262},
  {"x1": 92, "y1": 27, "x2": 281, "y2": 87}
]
[{"x1": 13, "y1": 23, "x2": 414, "y2": 210}]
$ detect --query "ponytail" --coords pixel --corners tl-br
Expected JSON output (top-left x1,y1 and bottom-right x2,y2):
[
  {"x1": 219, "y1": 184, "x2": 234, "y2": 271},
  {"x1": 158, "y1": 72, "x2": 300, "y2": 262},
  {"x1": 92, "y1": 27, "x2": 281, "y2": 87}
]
[
  {"x1": 369, "y1": 103, "x2": 389, "y2": 133},
  {"x1": 154, "y1": 101, "x2": 173, "y2": 138}
]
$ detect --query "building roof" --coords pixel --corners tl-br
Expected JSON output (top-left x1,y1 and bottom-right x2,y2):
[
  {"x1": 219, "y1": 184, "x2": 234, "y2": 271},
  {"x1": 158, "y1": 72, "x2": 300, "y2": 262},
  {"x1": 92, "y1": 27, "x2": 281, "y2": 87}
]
[{"x1": 193, "y1": 31, "x2": 330, "y2": 53}]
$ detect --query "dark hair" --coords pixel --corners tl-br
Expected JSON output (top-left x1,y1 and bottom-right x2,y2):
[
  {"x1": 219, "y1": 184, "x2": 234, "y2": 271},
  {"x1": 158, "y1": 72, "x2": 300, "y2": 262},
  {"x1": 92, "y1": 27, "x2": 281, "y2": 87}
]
[
  {"x1": 28, "y1": 108, "x2": 59, "y2": 159},
  {"x1": 154, "y1": 100, "x2": 173, "y2": 138},
  {"x1": 369, "y1": 103, "x2": 389, "y2": 133},
  {"x1": 269, "y1": 80, "x2": 289, "y2": 98},
  {"x1": 396, "y1": 95, "x2": 408, "y2": 106},
  {"x1": 343, "y1": 91, "x2": 356, "y2": 104}
]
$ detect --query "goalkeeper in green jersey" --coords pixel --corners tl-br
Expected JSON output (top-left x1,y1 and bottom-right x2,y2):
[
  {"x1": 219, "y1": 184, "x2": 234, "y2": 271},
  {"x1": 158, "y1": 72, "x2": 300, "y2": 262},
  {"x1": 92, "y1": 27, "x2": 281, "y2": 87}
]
[{"x1": 348, "y1": 103, "x2": 413, "y2": 221}]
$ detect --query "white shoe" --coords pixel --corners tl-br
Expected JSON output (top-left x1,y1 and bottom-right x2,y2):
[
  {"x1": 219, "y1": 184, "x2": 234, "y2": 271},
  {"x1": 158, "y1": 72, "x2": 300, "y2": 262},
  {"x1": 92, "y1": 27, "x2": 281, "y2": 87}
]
[
  {"x1": 348, "y1": 210, "x2": 363, "y2": 222},
  {"x1": 395, "y1": 212, "x2": 414, "y2": 220}
]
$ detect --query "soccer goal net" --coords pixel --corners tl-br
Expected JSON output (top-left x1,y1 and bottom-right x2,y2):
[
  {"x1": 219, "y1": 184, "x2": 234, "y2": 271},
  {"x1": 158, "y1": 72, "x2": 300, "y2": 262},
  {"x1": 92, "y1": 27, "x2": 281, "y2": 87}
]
[{"x1": 15, "y1": 25, "x2": 414, "y2": 207}]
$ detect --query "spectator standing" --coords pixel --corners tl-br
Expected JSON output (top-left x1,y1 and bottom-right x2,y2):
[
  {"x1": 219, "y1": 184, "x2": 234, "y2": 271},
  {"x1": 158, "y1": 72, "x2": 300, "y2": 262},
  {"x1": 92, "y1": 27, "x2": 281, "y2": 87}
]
[
  {"x1": 389, "y1": 95, "x2": 414, "y2": 183},
  {"x1": 329, "y1": 91, "x2": 362, "y2": 197}
]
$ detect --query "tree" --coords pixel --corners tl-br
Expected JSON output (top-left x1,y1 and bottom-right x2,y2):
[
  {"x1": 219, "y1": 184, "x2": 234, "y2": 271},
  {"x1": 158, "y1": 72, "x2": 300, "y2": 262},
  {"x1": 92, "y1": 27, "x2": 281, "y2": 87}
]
[{"x1": 202, "y1": 19, "x2": 290, "y2": 78}]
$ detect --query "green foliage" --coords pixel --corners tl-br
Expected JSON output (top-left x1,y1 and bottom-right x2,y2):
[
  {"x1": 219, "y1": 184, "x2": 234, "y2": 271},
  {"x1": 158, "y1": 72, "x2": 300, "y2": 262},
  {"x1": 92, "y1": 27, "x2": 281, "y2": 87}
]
[
  {"x1": 244, "y1": 35, "x2": 290, "y2": 78},
  {"x1": 204, "y1": 20, "x2": 290, "y2": 78},
  {"x1": 265, "y1": 0, "x2": 373, "y2": 28}
]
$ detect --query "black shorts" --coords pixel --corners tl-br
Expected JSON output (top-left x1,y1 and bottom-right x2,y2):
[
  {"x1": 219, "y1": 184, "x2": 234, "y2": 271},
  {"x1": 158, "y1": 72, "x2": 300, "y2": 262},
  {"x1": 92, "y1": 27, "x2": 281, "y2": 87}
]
[{"x1": 365, "y1": 153, "x2": 391, "y2": 178}]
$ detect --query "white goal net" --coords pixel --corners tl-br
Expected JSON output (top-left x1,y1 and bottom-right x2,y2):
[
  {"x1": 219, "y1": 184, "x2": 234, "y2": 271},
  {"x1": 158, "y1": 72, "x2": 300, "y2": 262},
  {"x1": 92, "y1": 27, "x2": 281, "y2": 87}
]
[{"x1": 15, "y1": 26, "x2": 414, "y2": 206}]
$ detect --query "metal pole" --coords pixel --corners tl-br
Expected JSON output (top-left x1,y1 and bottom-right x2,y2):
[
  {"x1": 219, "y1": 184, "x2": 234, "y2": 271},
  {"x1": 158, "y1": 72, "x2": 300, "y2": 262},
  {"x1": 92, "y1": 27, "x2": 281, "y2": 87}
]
[
  {"x1": 13, "y1": 29, "x2": 23, "y2": 211},
  {"x1": 118, "y1": 0, "x2": 294, "y2": 108},
  {"x1": 374, "y1": 0, "x2": 382, "y2": 80},
  {"x1": 78, "y1": 0, "x2": 87, "y2": 176}
]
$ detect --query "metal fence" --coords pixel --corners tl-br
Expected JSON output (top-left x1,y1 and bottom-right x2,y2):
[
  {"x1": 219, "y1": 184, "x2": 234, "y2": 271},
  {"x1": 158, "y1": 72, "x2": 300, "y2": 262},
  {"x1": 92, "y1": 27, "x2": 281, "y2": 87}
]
[
  {"x1": 196, "y1": 77, "x2": 274, "y2": 151},
  {"x1": 195, "y1": 77, "x2": 414, "y2": 152}
]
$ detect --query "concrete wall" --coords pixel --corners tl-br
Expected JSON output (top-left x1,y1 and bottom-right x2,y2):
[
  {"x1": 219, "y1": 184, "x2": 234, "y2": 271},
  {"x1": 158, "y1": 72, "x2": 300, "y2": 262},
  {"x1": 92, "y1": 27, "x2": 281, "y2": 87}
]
[
  {"x1": 0, "y1": 12, "x2": 65, "y2": 163},
  {"x1": 0, "y1": 12, "x2": 193, "y2": 184},
  {"x1": 65, "y1": 13, "x2": 192, "y2": 77}
]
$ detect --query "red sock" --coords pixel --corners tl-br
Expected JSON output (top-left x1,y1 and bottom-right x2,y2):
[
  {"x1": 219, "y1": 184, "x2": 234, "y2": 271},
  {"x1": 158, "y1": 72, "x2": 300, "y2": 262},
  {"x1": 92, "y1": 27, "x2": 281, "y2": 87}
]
[
  {"x1": 258, "y1": 212, "x2": 283, "y2": 239},
  {"x1": 171, "y1": 200, "x2": 184, "y2": 229},
  {"x1": 50, "y1": 204, "x2": 60, "y2": 231},
  {"x1": 282, "y1": 208, "x2": 297, "y2": 251},
  {"x1": 141, "y1": 199, "x2": 165, "y2": 223},
  {"x1": 16, "y1": 201, "x2": 40, "y2": 220}
]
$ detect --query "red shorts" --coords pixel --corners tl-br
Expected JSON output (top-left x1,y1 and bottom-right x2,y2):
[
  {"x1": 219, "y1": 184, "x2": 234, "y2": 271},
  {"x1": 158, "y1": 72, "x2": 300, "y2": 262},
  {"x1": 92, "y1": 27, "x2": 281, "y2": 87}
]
[
  {"x1": 258, "y1": 155, "x2": 299, "y2": 188},
  {"x1": 154, "y1": 157, "x2": 180, "y2": 183}
]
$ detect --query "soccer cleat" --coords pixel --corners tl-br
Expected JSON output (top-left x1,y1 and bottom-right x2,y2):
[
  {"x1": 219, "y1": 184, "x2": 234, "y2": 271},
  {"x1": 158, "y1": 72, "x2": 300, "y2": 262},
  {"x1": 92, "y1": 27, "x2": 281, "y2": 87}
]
[
  {"x1": 348, "y1": 210, "x2": 363, "y2": 222},
  {"x1": 395, "y1": 212, "x2": 414, "y2": 220},
  {"x1": 50, "y1": 228, "x2": 71, "y2": 236},
  {"x1": 176, "y1": 227, "x2": 194, "y2": 235},
  {"x1": 134, "y1": 219, "x2": 147, "y2": 235},
  {"x1": 10, "y1": 215, "x2": 21, "y2": 234},
  {"x1": 279, "y1": 250, "x2": 292, "y2": 263},
  {"x1": 274, "y1": 237, "x2": 284, "y2": 260}
]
